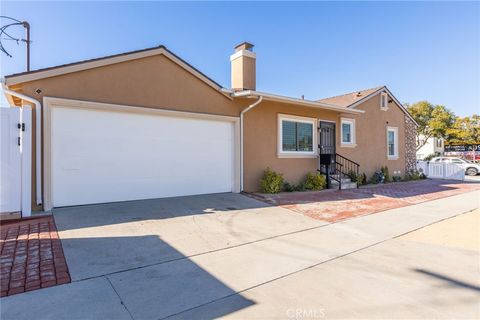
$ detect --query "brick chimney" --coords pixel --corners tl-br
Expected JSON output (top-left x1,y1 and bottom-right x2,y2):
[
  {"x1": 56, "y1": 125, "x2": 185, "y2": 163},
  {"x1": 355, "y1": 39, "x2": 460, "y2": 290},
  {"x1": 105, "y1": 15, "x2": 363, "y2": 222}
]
[{"x1": 230, "y1": 42, "x2": 256, "y2": 91}]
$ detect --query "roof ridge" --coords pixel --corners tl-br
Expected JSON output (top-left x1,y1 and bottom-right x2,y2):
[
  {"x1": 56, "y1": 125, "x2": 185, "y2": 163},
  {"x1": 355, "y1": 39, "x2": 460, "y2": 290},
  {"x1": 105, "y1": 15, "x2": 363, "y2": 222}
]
[{"x1": 317, "y1": 85, "x2": 384, "y2": 101}]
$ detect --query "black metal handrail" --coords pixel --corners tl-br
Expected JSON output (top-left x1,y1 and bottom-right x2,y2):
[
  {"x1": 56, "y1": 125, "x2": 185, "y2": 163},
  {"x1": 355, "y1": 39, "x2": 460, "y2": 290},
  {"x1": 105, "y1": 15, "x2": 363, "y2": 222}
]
[
  {"x1": 318, "y1": 153, "x2": 360, "y2": 189},
  {"x1": 317, "y1": 167, "x2": 342, "y2": 189},
  {"x1": 335, "y1": 153, "x2": 360, "y2": 188}
]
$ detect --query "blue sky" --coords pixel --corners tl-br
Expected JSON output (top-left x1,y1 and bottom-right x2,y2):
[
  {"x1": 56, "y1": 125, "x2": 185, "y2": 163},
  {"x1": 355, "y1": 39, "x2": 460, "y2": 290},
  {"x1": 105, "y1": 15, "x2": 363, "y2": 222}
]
[{"x1": 1, "y1": 1, "x2": 479, "y2": 116}]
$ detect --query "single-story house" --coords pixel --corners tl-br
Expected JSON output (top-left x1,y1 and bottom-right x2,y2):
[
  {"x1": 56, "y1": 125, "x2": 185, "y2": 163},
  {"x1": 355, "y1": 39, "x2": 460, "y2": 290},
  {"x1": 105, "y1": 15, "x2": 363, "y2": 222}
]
[{"x1": 2, "y1": 42, "x2": 417, "y2": 212}]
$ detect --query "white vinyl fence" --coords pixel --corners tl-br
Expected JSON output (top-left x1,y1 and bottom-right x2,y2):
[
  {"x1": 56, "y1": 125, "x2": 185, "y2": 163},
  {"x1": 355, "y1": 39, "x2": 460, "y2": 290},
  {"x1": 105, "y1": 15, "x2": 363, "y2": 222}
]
[
  {"x1": 0, "y1": 106, "x2": 32, "y2": 216},
  {"x1": 416, "y1": 161, "x2": 465, "y2": 181}
]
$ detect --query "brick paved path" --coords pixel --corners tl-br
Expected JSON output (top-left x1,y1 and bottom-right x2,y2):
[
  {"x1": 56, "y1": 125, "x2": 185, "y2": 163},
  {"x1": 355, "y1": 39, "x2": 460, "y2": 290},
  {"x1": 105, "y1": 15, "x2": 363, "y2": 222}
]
[
  {"x1": 256, "y1": 179, "x2": 480, "y2": 223},
  {"x1": 0, "y1": 216, "x2": 70, "y2": 297}
]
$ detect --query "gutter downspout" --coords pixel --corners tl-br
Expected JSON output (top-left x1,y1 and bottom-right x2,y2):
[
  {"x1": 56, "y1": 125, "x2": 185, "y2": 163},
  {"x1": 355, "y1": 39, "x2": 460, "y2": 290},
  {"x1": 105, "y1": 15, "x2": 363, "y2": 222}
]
[
  {"x1": 240, "y1": 95, "x2": 263, "y2": 191},
  {"x1": 1, "y1": 81, "x2": 42, "y2": 207}
]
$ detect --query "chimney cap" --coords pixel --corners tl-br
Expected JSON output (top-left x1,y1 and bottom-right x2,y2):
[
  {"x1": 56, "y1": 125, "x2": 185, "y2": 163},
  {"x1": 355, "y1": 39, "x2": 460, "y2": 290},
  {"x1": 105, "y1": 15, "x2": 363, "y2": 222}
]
[{"x1": 234, "y1": 42, "x2": 254, "y2": 52}]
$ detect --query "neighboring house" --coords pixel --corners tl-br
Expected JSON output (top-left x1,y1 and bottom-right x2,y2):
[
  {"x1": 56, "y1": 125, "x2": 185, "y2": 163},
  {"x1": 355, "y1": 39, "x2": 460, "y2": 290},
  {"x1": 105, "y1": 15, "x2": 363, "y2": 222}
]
[
  {"x1": 416, "y1": 135, "x2": 445, "y2": 160},
  {"x1": 2, "y1": 42, "x2": 417, "y2": 212}
]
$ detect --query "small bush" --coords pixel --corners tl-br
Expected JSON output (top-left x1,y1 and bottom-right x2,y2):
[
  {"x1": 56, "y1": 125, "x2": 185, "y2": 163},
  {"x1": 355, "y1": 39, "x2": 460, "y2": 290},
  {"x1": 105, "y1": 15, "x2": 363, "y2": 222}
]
[
  {"x1": 404, "y1": 169, "x2": 427, "y2": 181},
  {"x1": 294, "y1": 182, "x2": 307, "y2": 192},
  {"x1": 282, "y1": 182, "x2": 295, "y2": 192},
  {"x1": 348, "y1": 170, "x2": 359, "y2": 183},
  {"x1": 303, "y1": 172, "x2": 327, "y2": 191},
  {"x1": 282, "y1": 181, "x2": 308, "y2": 192},
  {"x1": 348, "y1": 170, "x2": 365, "y2": 186},
  {"x1": 369, "y1": 171, "x2": 385, "y2": 184},
  {"x1": 392, "y1": 175, "x2": 402, "y2": 182},
  {"x1": 359, "y1": 173, "x2": 368, "y2": 185},
  {"x1": 260, "y1": 168, "x2": 284, "y2": 194},
  {"x1": 381, "y1": 166, "x2": 391, "y2": 183}
]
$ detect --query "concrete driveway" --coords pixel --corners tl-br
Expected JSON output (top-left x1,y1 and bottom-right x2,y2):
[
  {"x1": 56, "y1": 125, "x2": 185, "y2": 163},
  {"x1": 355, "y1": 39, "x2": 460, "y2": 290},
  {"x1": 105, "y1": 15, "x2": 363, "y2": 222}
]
[
  {"x1": 52, "y1": 193, "x2": 324, "y2": 281},
  {"x1": 1, "y1": 191, "x2": 479, "y2": 319}
]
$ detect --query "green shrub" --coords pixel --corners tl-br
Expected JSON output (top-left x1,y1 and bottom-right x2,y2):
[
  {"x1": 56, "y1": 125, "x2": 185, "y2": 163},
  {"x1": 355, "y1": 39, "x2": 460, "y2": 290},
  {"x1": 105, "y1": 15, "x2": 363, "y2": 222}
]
[
  {"x1": 381, "y1": 166, "x2": 391, "y2": 183},
  {"x1": 392, "y1": 175, "x2": 402, "y2": 182},
  {"x1": 260, "y1": 168, "x2": 284, "y2": 193},
  {"x1": 348, "y1": 171, "x2": 368, "y2": 185},
  {"x1": 404, "y1": 169, "x2": 427, "y2": 181},
  {"x1": 369, "y1": 171, "x2": 385, "y2": 184},
  {"x1": 282, "y1": 182, "x2": 295, "y2": 192},
  {"x1": 303, "y1": 172, "x2": 327, "y2": 191},
  {"x1": 360, "y1": 173, "x2": 368, "y2": 185},
  {"x1": 294, "y1": 182, "x2": 307, "y2": 192},
  {"x1": 282, "y1": 181, "x2": 308, "y2": 192},
  {"x1": 348, "y1": 170, "x2": 359, "y2": 183}
]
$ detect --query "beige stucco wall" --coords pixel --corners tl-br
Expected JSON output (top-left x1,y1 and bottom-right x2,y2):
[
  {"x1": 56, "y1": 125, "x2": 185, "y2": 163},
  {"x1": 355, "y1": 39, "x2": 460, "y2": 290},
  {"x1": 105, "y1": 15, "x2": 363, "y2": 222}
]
[
  {"x1": 242, "y1": 100, "x2": 341, "y2": 192},
  {"x1": 18, "y1": 54, "x2": 239, "y2": 116},
  {"x1": 242, "y1": 93, "x2": 408, "y2": 192},
  {"x1": 337, "y1": 94, "x2": 406, "y2": 179},
  {"x1": 231, "y1": 55, "x2": 256, "y2": 90}
]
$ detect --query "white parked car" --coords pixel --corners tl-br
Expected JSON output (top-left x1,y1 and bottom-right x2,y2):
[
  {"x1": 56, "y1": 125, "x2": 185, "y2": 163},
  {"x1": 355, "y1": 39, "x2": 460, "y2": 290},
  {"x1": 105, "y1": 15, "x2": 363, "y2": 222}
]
[{"x1": 430, "y1": 157, "x2": 480, "y2": 176}]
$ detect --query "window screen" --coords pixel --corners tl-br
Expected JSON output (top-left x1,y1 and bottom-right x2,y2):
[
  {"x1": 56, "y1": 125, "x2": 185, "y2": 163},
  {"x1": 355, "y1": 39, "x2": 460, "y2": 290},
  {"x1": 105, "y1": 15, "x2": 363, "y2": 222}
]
[{"x1": 282, "y1": 120, "x2": 313, "y2": 152}]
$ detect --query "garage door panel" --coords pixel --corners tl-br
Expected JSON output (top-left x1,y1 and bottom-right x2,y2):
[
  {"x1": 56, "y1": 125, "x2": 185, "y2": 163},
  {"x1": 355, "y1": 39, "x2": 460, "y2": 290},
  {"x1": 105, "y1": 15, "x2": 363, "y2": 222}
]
[{"x1": 51, "y1": 106, "x2": 234, "y2": 207}]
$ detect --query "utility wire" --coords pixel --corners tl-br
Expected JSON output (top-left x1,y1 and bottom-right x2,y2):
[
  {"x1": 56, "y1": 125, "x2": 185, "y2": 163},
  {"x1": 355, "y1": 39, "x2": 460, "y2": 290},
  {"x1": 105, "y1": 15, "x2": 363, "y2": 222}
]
[{"x1": 0, "y1": 16, "x2": 27, "y2": 57}]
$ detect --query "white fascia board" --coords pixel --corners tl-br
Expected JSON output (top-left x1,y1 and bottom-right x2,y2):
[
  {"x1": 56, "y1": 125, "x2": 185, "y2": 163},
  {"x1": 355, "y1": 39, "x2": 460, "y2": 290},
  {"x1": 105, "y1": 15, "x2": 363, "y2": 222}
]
[
  {"x1": 347, "y1": 87, "x2": 386, "y2": 109},
  {"x1": 232, "y1": 90, "x2": 364, "y2": 114},
  {"x1": 347, "y1": 86, "x2": 418, "y2": 126}
]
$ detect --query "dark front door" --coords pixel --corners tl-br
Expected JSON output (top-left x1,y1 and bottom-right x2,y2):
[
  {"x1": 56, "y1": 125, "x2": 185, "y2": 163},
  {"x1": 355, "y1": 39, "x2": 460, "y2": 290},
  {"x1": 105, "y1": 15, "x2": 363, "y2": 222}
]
[
  {"x1": 319, "y1": 121, "x2": 336, "y2": 174},
  {"x1": 319, "y1": 121, "x2": 336, "y2": 154}
]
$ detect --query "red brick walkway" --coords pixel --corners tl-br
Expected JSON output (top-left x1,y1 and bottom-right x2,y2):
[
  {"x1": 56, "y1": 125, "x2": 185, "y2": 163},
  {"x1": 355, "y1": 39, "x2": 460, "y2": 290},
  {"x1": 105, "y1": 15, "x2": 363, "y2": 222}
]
[
  {"x1": 256, "y1": 179, "x2": 480, "y2": 223},
  {"x1": 0, "y1": 216, "x2": 70, "y2": 297}
]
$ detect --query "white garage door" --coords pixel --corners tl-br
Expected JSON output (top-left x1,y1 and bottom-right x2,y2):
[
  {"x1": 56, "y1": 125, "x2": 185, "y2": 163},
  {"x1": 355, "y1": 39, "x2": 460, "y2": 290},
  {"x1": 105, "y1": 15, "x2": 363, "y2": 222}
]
[{"x1": 50, "y1": 105, "x2": 236, "y2": 207}]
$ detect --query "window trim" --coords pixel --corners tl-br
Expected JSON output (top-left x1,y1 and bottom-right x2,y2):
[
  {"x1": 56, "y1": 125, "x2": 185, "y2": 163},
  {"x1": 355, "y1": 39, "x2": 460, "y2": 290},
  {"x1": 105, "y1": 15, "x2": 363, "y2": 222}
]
[
  {"x1": 380, "y1": 92, "x2": 389, "y2": 111},
  {"x1": 340, "y1": 118, "x2": 356, "y2": 147},
  {"x1": 277, "y1": 114, "x2": 317, "y2": 158},
  {"x1": 387, "y1": 126, "x2": 399, "y2": 160}
]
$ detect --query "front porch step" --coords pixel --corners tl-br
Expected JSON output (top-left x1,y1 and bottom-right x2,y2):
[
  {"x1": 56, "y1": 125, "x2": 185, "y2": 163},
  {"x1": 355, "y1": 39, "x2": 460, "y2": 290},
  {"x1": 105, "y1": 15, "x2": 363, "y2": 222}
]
[
  {"x1": 331, "y1": 175, "x2": 352, "y2": 184},
  {"x1": 330, "y1": 180, "x2": 357, "y2": 190}
]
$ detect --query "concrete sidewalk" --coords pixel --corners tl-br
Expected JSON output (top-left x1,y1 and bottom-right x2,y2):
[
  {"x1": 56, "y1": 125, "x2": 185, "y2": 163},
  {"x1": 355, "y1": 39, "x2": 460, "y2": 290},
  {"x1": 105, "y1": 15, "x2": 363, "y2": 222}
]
[
  {"x1": 174, "y1": 210, "x2": 480, "y2": 319},
  {"x1": 1, "y1": 190, "x2": 479, "y2": 320}
]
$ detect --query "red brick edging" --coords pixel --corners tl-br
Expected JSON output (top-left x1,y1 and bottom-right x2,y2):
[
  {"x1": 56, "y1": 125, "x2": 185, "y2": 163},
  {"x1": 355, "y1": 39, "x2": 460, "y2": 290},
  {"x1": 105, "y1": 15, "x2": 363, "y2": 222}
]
[{"x1": 0, "y1": 216, "x2": 71, "y2": 297}]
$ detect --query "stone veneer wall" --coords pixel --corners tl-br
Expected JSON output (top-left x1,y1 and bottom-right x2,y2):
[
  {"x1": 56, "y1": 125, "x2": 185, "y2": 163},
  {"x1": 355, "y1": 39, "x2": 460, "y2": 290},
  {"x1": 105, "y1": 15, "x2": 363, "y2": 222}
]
[{"x1": 405, "y1": 115, "x2": 417, "y2": 173}]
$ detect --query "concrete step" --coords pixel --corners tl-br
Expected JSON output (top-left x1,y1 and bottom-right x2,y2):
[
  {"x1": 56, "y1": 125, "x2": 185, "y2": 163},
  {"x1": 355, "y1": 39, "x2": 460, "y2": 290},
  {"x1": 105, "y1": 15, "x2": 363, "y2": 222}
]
[
  {"x1": 329, "y1": 175, "x2": 353, "y2": 183},
  {"x1": 330, "y1": 180, "x2": 358, "y2": 190}
]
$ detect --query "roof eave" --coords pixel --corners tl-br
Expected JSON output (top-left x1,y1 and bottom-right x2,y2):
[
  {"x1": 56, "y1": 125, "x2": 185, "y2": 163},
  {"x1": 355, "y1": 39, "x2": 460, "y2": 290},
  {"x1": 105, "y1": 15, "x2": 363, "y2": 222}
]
[
  {"x1": 4, "y1": 46, "x2": 232, "y2": 100},
  {"x1": 233, "y1": 90, "x2": 364, "y2": 114},
  {"x1": 346, "y1": 86, "x2": 418, "y2": 127}
]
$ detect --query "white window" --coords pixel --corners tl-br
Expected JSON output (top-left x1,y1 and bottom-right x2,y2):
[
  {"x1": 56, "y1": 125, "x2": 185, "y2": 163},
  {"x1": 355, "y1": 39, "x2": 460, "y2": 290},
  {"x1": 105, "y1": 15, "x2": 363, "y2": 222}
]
[
  {"x1": 340, "y1": 118, "x2": 356, "y2": 146},
  {"x1": 278, "y1": 115, "x2": 316, "y2": 157},
  {"x1": 387, "y1": 126, "x2": 398, "y2": 159},
  {"x1": 436, "y1": 139, "x2": 443, "y2": 148},
  {"x1": 380, "y1": 92, "x2": 389, "y2": 110}
]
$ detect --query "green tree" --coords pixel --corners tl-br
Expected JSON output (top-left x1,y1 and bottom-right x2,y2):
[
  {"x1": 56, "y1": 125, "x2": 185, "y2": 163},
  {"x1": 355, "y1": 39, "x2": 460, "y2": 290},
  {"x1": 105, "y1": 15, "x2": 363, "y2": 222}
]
[
  {"x1": 406, "y1": 101, "x2": 456, "y2": 151},
  {"x1": 447, "y1": 114, "x2": 480, "y2": 144}
]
